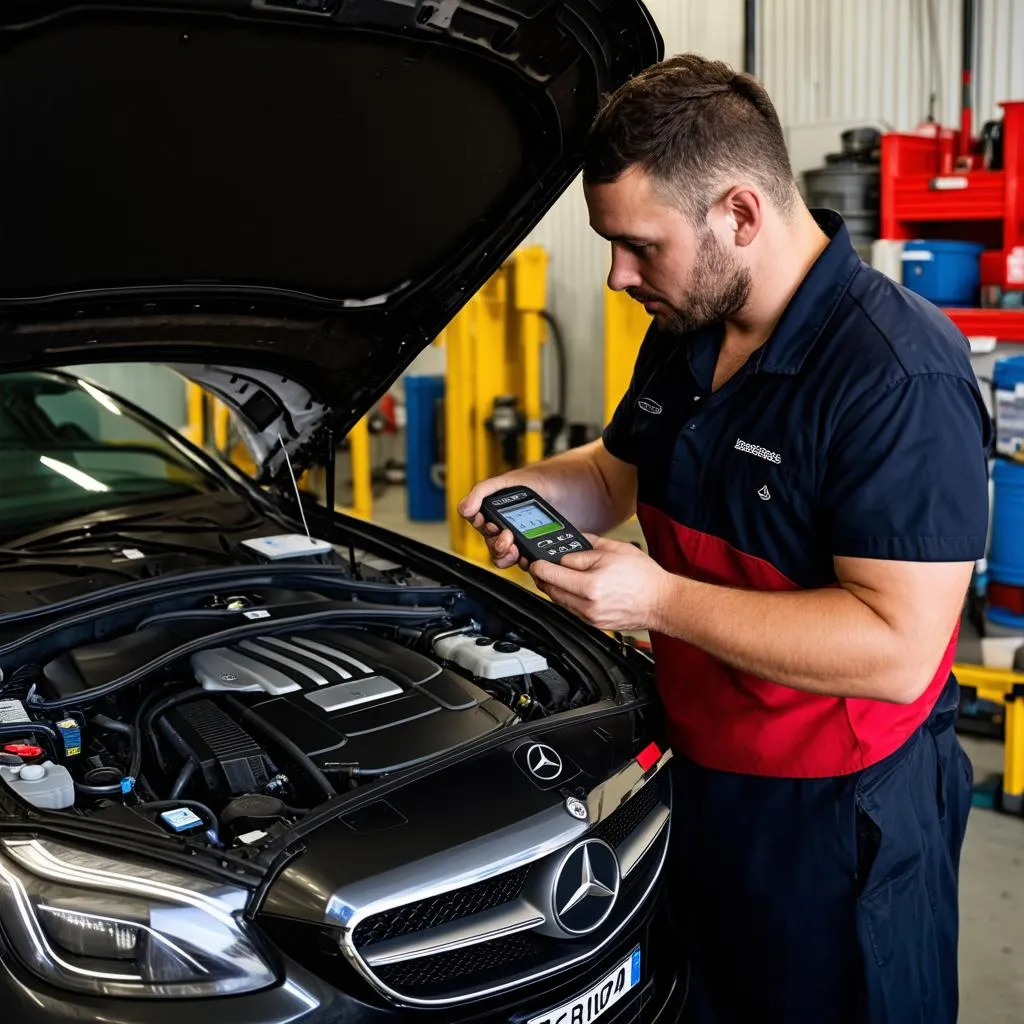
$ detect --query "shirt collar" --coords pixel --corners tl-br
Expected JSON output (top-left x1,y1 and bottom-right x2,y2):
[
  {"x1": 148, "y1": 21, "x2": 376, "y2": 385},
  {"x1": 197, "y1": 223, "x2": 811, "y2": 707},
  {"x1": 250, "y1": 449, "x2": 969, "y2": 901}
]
[{"x1": 755, "y1": 209, "x2": 862, "y2": 376}]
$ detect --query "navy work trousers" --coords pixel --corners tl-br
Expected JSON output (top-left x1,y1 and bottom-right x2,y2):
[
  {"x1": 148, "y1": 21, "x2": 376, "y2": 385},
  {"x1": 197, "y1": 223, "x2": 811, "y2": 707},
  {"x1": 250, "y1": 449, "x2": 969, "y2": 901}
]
[{"x1": 669, "y1": 675, "x2": 973, "y2": 1024}]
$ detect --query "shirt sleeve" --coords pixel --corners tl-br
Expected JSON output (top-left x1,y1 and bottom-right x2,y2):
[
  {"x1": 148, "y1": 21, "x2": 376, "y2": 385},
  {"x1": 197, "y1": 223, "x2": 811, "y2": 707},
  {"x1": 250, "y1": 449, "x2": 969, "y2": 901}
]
[
  {"x1": 601, "y1": 323, "x2": 662, "y2": 466},
  {"x1": 821, "y1": 373, "x2": 992, "y2": 561}
]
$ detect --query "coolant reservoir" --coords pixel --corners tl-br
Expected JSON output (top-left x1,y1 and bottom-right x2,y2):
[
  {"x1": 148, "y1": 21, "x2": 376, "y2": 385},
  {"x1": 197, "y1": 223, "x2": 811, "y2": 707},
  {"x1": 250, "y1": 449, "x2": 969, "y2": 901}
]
[
  {"x1": 432, "y1": 633, "x2": 548, "y2": 680},
  {"x1": 0, "y1": 761, "x2": 75, "y2": 810}
]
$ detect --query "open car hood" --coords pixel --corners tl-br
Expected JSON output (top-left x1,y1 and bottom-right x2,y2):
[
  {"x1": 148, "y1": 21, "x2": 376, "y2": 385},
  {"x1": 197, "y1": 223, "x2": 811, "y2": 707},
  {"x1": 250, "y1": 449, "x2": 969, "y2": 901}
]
[{"x1": 0, "y1": 0, "x2": 661, "y2": 469}]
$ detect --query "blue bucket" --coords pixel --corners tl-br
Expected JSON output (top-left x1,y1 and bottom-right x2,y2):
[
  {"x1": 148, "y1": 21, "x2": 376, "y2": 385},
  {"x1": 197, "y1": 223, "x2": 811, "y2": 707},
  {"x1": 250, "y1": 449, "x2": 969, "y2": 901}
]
[
  {"x1": 901, "y1": 239, "x2": 985, "y2": 307},
  {"x1": 989, "y1": 459, "x2": 1024, "y2": 587}
]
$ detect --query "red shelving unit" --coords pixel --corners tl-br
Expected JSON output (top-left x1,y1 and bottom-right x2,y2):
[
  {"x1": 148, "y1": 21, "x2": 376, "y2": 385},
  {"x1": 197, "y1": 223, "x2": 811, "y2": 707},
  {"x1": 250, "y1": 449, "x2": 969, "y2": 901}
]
[
  {"x1": 881, "y1": 100, "x2": 1024, "y2": 342},
  {"x1": 941, "y1": 308, "x2": 1024, "y2": 340}
]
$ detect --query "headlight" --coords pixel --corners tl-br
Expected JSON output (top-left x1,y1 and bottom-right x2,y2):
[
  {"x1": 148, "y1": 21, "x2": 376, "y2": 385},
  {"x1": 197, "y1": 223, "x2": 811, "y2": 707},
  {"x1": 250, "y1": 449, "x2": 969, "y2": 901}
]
[{"x1": 0, "y1": 837, "x2": 278, "y2": 997}]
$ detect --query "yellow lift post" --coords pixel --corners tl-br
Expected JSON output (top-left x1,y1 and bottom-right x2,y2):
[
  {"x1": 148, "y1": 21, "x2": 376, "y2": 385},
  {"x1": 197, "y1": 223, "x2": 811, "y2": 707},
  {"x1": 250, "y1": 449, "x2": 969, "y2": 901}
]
[
  {"x1": 603, "y1": 285, "x2": 652, "y2": 427},
  {"x1": 442, "y1": 245, "x2": 550, "y2": 570}
]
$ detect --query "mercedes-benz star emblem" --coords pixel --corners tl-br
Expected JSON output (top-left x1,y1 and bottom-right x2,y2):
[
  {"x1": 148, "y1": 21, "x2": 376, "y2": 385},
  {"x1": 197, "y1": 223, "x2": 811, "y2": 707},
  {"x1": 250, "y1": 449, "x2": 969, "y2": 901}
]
[
  {"x1": 551, "y1": 839, "x2": 620, "y2": 935},
  {"x1": 526, "y1": 743, "x2": 563, "y2": 781}
]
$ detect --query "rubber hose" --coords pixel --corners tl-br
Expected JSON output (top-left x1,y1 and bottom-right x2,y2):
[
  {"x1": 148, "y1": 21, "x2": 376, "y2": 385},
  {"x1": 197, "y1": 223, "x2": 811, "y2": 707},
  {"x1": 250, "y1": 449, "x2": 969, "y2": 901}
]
[
  {"x1": 141, "y1": 688, "x2": 205, "y2": 774},
  {"x1": 169, "y1": 760, "x2": 197, "y2": 800},
  {"x1": 539, "y1": 310, "x2": 567, "y2": 422},
  {"x1": 91, "y1": 713, "x2": 143, "y2": 784},
  {"x1": 91, "y1": 714, "x2": 132, "y2": 736},
  {"x1": 75, "y1": 780, "x2": 124, "y2": 796},
  {"x1": 222, "y1": 696, "x2": 337, "y2": 801}
]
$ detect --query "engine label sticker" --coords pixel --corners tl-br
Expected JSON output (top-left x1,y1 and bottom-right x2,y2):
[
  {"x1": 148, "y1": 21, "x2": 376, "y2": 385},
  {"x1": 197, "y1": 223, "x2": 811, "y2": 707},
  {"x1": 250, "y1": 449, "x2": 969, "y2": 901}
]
[{"x1": 0, "y1": 700, "x2": 30, "y2": 724}]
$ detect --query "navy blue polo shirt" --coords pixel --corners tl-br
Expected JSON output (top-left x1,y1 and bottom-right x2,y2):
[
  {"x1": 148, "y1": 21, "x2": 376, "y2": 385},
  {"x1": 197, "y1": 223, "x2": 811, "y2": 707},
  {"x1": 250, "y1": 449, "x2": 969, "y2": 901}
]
[{"x1": 604, "y1": 210, "x2": 992, "y2": 778}]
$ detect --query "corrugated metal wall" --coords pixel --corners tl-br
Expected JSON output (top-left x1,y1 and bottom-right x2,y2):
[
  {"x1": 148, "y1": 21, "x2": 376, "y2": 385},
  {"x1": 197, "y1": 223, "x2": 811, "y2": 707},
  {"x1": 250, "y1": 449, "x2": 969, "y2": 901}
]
[
  {"x1": 522, "y1": 0, "x2": 745, "y2": 426},
  {"x1": 760, "y1": 0, "x2": 1024, "y2": 175}
]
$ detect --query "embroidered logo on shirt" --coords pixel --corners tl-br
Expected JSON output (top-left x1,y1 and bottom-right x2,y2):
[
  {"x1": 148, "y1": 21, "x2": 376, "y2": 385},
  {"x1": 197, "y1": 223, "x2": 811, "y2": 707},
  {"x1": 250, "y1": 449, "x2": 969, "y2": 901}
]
[
  {"x1": 636, "y1": 397, "x2": 663, "y2": 415},
  {"x1": 735, "y1": 437, "x2": 782, "y2": 464},
  {"x1": 758, "y1": 485, "x2": 771, "y2": 501}
]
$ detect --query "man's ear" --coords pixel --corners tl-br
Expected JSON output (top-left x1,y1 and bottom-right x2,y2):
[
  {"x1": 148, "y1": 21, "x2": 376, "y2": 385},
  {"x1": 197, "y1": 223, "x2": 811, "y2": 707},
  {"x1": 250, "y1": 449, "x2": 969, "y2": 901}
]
[{"x1": 719, "y1": 188, "x2": 761, "y2": 246}]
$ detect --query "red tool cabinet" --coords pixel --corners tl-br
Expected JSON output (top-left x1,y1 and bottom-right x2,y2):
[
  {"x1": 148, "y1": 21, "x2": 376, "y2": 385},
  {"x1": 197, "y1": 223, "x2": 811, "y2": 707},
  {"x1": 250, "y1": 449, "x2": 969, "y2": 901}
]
[{"x1": 881, "y1": 100, "x2": 1024, "y2": 342}]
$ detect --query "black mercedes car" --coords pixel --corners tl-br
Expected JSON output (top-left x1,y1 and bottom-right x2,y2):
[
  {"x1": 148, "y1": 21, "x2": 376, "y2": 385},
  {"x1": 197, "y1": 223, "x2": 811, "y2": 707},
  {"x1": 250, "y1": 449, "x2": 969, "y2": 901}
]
[{"x1": 0, "y1": 3, "x2": 682, "y2": 1023}]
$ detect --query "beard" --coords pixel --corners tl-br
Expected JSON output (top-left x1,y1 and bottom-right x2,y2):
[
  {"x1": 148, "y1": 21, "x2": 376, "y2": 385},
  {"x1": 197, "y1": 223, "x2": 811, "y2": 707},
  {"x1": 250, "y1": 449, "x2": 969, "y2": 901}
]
[{"x1": 631, "y1": 228, "x2": 752, "y2": 336}]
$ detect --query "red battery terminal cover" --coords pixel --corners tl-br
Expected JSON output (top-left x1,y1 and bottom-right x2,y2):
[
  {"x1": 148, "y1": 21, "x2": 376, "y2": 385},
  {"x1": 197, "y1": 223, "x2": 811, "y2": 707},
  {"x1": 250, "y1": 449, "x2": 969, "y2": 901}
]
[{"x1": 3, "y1": 743, "x2": 44, "y2": 760}]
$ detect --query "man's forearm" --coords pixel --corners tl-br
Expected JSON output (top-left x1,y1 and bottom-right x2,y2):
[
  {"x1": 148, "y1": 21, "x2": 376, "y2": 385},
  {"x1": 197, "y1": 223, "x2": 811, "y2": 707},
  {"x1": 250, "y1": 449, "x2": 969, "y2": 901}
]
[
  {"x1": 499, "y1": 441, "x2": 635, "y2": 536},
  {"x1": 654, "y1": 575, "x2": 945, "y2": 704}
]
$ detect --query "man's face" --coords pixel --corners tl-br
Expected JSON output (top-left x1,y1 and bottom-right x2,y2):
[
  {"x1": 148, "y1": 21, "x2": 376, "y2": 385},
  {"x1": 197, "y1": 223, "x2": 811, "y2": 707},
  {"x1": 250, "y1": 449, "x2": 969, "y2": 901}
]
[{"x1": 584, "y1": 167, "x2": 751, "y2": 335}]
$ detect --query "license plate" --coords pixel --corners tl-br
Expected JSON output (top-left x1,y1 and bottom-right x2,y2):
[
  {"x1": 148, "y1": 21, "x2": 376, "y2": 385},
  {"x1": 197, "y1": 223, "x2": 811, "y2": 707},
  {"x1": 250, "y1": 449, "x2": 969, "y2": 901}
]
[{"x1": 526, "y1": 947, "x2": 641, "y2": 1024}]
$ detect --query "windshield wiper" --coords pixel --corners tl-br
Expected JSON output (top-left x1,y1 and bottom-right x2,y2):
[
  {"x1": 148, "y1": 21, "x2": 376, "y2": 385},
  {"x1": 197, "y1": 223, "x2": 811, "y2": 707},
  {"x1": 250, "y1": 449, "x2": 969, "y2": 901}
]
[
  {"x1": 0, "y1": 559, "x2": 141, "y2": 582},
  {"x1": 0, "y1": 532, "x2": 236, "y2": 561},
  {"x1": 3, "y1": 496, "x2": 264, "y2": 551}
]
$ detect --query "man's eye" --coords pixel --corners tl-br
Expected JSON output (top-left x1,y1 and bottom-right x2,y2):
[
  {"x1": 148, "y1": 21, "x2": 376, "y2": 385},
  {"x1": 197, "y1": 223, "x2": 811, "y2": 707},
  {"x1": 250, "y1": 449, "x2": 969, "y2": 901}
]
[{"x1": 629, "y1": 243, "x2": 652, "y2": 257}]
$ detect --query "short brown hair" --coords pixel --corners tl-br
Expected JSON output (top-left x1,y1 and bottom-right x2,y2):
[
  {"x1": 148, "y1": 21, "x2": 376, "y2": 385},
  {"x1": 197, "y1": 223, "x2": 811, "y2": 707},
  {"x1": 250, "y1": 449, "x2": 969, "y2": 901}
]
[{"x1": 583, "y1": 54, "x2": 796, "y2": 222}]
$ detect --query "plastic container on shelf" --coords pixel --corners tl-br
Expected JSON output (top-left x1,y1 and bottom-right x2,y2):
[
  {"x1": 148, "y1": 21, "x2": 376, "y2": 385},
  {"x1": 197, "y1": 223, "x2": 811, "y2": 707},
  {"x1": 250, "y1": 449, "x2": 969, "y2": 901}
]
[{"x1": 901, "y1": 239, "x2": 985, "y2": 307}]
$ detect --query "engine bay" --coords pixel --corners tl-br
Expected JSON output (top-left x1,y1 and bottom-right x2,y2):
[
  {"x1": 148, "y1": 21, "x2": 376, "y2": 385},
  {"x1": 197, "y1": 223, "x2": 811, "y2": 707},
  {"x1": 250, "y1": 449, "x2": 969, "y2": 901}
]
[{"x1": 0, "y1": 576, "x2": 598, "y2": 852}]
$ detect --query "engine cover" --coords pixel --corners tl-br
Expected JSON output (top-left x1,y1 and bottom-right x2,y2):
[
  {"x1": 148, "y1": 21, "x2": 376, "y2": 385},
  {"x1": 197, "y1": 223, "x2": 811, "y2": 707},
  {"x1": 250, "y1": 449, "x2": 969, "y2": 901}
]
[{"x1": 191, "y1": 628, "x2": 517, "y2": 774}]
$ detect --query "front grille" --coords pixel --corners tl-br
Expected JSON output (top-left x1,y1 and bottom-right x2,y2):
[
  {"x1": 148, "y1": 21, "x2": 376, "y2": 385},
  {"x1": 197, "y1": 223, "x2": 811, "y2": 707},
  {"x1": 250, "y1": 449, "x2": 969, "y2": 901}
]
[
  {"x1": 591, "y1": 776, "x2": 660, "y2": 850},
  {"x1": 353, "y1": 863, "x2": 531, "y2": 948},
  {"x1": 371, "y1": 820, "x2": 671, "y2": 998},
  {"x1": 373, "y1": 930, "x2": 557, "y2": 993},
  {"x1": 345, "y1": 771, "x2": 670, "y2": 1003}
]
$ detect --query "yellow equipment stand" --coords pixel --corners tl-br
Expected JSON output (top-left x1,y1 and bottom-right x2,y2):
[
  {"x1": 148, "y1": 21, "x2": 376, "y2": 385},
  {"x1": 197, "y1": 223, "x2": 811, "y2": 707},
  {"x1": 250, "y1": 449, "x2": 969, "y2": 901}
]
[
  {"x1": 441, "y1": 246, "x2": 550, "y2": 570},
  {"x1": 953, "y1": 661, "x2": 1024, "y2": 814}
]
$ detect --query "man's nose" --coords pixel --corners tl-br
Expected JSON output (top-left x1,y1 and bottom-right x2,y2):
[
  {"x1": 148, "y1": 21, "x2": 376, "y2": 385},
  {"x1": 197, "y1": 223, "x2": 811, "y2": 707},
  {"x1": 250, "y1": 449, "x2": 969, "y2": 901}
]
[{"x1": 607, "y1": 249, "x2": 642, "y2": 292}]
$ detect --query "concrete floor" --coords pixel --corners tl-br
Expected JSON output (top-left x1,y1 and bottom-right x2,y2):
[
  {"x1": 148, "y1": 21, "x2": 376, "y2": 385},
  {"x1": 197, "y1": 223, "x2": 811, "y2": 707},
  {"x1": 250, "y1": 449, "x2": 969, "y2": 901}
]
[
  {"x1": 365, "y1": 484, "x2": 1024, "y2": 1021},
  {"x1": 957, "y1": 734, "x2": 1024, "y2": 1022}
]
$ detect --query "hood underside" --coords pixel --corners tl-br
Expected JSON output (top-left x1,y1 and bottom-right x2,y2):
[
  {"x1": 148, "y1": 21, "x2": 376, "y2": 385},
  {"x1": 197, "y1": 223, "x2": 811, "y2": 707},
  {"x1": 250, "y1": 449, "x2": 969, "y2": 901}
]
[{"x1": 0, "y1": 0, "x2": 662, "y2": 441}]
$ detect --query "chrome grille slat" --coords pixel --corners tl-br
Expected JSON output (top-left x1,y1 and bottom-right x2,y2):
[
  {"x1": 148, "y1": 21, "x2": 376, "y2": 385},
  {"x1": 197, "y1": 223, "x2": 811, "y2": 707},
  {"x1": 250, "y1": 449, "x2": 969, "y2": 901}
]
[
  {"x1": 590, "y1": 775, "x2": 660, "y2": 850},
  {"x1": 352, "y1": 863, "x2": 532, "y2": 948},
  {"x1": 364, "y1": 899, "x2": 544, "y2": 966},
  {"x1": 618, "y1": 804, "x2": 671, "y2": 878},
  {"x1": 373, "y1": 930, "x2": 552, "y2": 993}
]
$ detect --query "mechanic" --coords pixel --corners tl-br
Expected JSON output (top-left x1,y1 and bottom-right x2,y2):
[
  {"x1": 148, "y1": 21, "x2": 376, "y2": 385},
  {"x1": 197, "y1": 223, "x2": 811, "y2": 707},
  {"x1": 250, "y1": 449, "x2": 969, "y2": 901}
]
[{"x1": 459, "y1": 54, "x2": 992, "y2": 1024}]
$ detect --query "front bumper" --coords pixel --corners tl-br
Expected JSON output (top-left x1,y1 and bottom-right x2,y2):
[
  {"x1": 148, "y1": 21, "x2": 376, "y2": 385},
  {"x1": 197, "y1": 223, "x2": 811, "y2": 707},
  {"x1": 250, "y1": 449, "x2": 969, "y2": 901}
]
[{"x1": 1, "y1": 886, "x2": 684, "y2": 1024}]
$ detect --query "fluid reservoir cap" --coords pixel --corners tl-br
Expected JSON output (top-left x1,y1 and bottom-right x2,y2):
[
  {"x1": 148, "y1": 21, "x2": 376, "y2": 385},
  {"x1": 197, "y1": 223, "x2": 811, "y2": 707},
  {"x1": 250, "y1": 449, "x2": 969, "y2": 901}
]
[
  {"x1": 4, "y1": 744, "x2": 43, "y2": 760},
  {"x1": 19, "y1": 764, "x2": 46, "y2": 782},
  {"x1": 494, "y1": 641, "x2": 521, "y2": 654}
]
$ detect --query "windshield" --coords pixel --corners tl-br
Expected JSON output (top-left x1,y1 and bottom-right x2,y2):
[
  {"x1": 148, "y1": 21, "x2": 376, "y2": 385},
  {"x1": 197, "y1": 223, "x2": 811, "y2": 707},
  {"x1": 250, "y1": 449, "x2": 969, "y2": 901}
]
[{"x1": 0, "y1": 371, "x2": 224, "y2": 538}]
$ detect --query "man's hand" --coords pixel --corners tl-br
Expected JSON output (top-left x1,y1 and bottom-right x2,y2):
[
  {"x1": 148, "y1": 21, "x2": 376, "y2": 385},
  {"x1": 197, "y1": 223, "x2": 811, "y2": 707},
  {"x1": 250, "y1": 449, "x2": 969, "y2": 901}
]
[
  {"x1": 529, "y1": 535, "x2": 671, "y2": 632},
  {"x1": 457, "y1": 477, "x2": 529, "y2": 570},
  {"x1": 457, "y1": 442, "x2": 640, "y2": 571}
]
